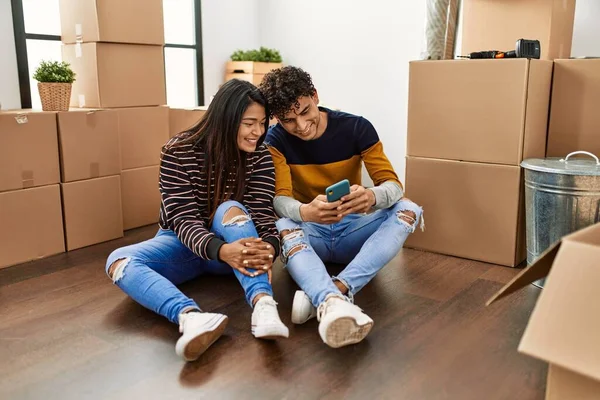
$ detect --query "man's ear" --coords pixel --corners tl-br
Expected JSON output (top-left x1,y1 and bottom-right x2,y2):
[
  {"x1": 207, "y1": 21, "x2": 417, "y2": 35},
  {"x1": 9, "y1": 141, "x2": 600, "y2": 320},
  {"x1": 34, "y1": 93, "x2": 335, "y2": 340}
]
[{"x1": 312, "y1": 90, "x2": 320, "y2": 106}]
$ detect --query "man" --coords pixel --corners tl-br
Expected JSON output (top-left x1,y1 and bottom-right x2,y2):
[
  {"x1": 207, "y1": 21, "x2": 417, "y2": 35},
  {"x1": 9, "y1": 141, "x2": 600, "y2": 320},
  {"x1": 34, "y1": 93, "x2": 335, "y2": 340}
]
[{"x1": 259, "y1": 66, "x2": 423, "y2": 348}]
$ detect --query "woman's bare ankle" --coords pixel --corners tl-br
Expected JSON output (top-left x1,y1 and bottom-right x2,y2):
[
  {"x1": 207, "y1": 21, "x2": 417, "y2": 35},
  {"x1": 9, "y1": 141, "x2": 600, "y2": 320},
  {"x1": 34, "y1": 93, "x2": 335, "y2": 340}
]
[{"x1": 252, "y1": 293, "x2": 268, "y2": 306}]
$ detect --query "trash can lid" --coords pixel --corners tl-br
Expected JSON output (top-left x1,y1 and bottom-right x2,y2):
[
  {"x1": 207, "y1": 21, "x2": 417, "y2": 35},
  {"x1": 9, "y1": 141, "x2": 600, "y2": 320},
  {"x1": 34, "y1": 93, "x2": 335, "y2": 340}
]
[{"x1": 521, "y1": 151, "x2": 600, "y2": 176}]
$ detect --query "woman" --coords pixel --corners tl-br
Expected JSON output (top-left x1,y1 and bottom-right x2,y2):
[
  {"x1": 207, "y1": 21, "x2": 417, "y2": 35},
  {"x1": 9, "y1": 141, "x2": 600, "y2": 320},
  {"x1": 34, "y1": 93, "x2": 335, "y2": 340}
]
[{"x1": 106, "y1": 79, "x2": 289, "y2": 362}]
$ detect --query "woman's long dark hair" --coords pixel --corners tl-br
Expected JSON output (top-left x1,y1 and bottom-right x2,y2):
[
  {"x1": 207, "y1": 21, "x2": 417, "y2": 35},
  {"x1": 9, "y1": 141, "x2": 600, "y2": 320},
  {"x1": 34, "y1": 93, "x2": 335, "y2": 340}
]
[{"x1": 172, "y1": 79, "x2": 269, "y2": 220}]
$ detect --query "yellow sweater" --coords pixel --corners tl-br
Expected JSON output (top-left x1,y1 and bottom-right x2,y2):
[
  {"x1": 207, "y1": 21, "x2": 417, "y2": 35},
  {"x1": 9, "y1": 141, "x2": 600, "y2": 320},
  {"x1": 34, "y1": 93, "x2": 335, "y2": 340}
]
[{"x1": 265, "y1": 108, "x2": 401, "y2": 204}]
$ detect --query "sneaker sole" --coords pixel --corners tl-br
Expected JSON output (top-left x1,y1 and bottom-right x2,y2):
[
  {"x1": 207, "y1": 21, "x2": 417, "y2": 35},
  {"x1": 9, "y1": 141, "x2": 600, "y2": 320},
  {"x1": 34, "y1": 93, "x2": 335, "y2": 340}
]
[
  {"x1": 291, "y1": 291, "x2": 316, "y2": 325},
  {"x1": 252, "y1": 324, "x2": 290, "y2": 340},
  {"x1": 181, "y1": 315, "x2": 228, "y2": 361},
  {"x1": 323, "y1": 317, "x2": 373, "y2": 348}
]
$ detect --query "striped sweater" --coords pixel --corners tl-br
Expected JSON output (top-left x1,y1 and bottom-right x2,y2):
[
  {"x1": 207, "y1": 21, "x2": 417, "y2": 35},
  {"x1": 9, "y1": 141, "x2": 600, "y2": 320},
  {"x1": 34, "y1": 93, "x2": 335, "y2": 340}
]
[{"x1": 158, "y1": 137, "x2": 280, "y2": 261}]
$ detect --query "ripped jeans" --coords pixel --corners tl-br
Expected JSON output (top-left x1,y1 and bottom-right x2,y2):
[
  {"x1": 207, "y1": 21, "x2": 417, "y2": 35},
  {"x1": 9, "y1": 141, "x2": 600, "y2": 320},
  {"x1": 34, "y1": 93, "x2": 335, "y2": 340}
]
[
  {"x1": 277, "y1": 199, "x2": 423, "y2": 307},
  {"x1": 105, "y1": 201, "x2": 273, "y2": 324}
]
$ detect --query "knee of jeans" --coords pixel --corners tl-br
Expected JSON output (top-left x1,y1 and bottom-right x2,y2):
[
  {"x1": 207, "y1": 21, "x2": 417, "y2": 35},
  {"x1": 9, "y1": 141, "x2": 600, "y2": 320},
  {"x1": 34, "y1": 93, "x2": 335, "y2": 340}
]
[
  {"x1": 106, "y1": 250, "x2": 132, "y2": 283},
  {"x1": 391, "y1": 200, "x2": 424, "y2": 232},
  {"x1": 220, "y1": 203, "x2": 252, "y2": 227},
  {"x1": 280, "y1": 228, "x2": 310, "y2": 264},
  {"x1": 275, "y1": 217, "x2": 300, "y2": 233}
]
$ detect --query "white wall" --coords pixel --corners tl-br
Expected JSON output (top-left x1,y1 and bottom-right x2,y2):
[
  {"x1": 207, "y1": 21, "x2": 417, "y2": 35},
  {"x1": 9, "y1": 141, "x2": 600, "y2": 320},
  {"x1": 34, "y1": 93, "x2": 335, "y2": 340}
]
[
  {"x1": 571, "y1": 0, "x2": 600, "y2": 57},
  {"x1": 257, "y1": 0, "x2": 427, "y2": 182},
  {"x1": 201, "y1": 0, "x2": 260, "y2": 105},
  {"x1": 0, "y1": 0, "x2": 21, "y2": 110}
]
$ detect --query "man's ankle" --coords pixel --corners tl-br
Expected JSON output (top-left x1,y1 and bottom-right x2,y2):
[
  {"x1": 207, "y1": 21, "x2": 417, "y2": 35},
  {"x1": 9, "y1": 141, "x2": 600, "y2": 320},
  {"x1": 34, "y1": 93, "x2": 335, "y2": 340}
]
[{"x1": 334, "y1": 280, "x2": 348, "y2": 295}]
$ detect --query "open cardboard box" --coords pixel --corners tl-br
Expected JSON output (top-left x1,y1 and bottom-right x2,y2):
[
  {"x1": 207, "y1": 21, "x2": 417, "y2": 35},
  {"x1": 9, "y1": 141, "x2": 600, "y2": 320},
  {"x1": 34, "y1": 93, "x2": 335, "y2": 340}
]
[{"x1": 487, "y1": 223, "x2": 600, "y2": 399}]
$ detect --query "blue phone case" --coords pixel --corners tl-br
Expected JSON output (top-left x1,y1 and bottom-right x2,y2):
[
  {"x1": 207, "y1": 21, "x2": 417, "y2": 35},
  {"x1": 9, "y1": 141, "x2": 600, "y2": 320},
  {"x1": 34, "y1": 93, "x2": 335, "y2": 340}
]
[{"x1": 326, "y1": 179, "x2": 351, "y2": 202}]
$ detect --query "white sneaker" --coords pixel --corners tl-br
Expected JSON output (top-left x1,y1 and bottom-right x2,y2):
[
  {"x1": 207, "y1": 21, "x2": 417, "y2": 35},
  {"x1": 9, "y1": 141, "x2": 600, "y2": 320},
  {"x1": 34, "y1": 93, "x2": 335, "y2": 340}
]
[
  {"x1": 175, "y1": 311, "x2": 228, "y2": 361},
  {"x1": 251, "y1": 296, "x2": 290, "y2": 339},
  {"x1": 291, "y1": 290, "x2": 317, "y2": 324},
  {"x1": 317, "y1": 295, "x2": 373, "y2": 348}
]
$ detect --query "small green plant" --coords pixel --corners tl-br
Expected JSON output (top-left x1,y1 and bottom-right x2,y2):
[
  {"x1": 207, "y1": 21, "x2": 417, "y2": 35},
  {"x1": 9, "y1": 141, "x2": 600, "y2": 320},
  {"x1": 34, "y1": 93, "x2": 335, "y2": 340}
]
[
  {"x1": 33, "y1": 60, "x2": 76, "y2": 83},
  {"x1": 230, "y1": 47, "x2": 282, "y2": 63}
]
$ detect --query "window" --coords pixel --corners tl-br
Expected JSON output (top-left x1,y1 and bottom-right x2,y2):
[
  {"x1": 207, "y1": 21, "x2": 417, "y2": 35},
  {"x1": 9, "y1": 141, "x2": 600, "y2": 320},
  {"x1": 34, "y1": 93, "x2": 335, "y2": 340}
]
[
  {"x1": 11, "y1": 0, "x2": 204, "y2": 109},
  {"x1": 163, "y1": 0, "x2": 203, "y2": 108},
  {"x1": 12, "y1": 0, "x2": 62, "y2": 110}
]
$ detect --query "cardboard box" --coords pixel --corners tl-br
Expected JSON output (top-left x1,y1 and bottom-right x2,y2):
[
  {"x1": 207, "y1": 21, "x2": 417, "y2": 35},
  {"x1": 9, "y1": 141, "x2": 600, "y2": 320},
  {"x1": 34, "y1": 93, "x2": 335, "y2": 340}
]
[
  {"x1": 118, "y1": 107, "x2": 169, "y2": 169},
  {"x1": 61, "y1": 175, "x2": 123, "y2": 251},
  {"x1": 121, "y1": 166, "x2": 160, "y2": 230},
  {"x1": 225, "y1": 61, "x2": 283, "y2": 75},
  {"x1": 461, "y1": 0, "x2": 576, "y2": 60},
  {"x1": 404, "y1": 156, "x2": 525, "y2": 267},
  {"x1": 62, "y1": 43, "x2": 166, "y2": 109},
  {"x1": 168, "y1": 107, "x2": 206, "y2": 138},
  {"x1": 487, "y1": 223, "x2": 600, "y2": 399},
  {"x1": 0, "y1": 185, "x2": 65, "y2": 269},
  {"x1": 59, "y1": 0, "x2": 164, "y2": 45},
  {"x1": 224, "y1": 61, "x2": 283, "y2": 87},
  {"x1": 225, "y1": 73, "x2": 265, "y2": 86},
  {"x1": 0, "y1": 111, "x2": 60, "y2": 192},
  {"x1": 57, "y1": 110, "x2": 120, "y2": 182},
  {"x1": 407, "y1": 59, "x2": 552, "y2": 165},
  {"x1": 547, "y1": 59, "x2": 600, "y2": 158}
]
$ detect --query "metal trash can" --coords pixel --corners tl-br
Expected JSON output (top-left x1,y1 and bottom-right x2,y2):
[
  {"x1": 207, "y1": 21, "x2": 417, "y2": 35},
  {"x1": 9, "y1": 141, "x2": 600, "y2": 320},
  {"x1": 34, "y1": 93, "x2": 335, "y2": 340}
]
[{"x1": 521, "y1": 151, "x2": 600, "y2": 288}]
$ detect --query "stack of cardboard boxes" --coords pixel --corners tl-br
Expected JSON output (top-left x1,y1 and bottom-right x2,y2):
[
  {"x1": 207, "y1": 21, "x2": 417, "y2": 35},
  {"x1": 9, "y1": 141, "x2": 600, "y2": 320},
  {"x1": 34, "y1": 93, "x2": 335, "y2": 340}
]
[
  {"x1": 59, "y1": 0, "x2": 166, "y2": 109},
  {"x1": 405, "y1": 59, "x2": 553, "y2": 267},
  {"x1": 58, "y1": 0, "x2": 168, "y2": 240},
  {"x1": 117, "y1": 107, "x2": 169, "y2": 230},
  {"x1": 57, "y1": 110, "x2": 123, "y2": 250},
  {"x1": 0, "y1": 111, "x2": 65, "y2": 268},
  {"x1": 405, "y1": 1, "x2": 600, "y2": 397},
  {"x1": 403, "y1": 0, "x2": 589, "y2": 268},
  {"x1": 0, "y1": 0, "x2": 214, "y2": 269}
]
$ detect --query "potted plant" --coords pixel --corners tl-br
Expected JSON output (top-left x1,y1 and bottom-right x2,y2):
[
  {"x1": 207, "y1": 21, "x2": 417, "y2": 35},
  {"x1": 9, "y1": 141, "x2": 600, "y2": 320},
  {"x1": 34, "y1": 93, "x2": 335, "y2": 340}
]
[
  {"x1": 33, "y1": 60, "x2": 76, "y2": 111},
  {"x1": 226, "y1": 47, "x2": 283, "y2": 85}
]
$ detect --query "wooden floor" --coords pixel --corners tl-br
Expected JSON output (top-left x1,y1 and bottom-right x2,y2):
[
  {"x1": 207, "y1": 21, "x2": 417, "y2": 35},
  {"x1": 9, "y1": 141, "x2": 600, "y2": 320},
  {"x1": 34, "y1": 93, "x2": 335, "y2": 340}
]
[{"x1": 0, "y1": 226, "x2": 546, "y2": 400}]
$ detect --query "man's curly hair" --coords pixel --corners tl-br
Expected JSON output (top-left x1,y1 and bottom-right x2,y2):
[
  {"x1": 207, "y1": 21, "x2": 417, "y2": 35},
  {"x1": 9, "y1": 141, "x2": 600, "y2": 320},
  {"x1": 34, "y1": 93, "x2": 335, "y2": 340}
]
[{"x1": 259, "y1": 66, "x2": 316, "y2": 118}]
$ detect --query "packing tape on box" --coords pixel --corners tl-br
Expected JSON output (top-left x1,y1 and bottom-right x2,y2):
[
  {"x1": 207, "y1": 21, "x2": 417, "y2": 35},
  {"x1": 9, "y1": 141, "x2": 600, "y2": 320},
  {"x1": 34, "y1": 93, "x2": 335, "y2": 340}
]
[
  {"x1": 14, "y1": 114, "x2": 28, "y2": 124},
  {"x1": 22, "y1": 171, "x2": 34, "y2": 188},
  {"x1": 90, "y1": 162, "x2": 100, "y2": 178},
  {"x1": 78, "y1": 95, "x2": 86, "y2": 108},
  {"x1": 75, "y1": 43, "x2": 82, "y2": 58},
  {"x1": 85, "y1": 111, "x2": 97, "y2": 127},
  {"x1": 75, "y1": 24, "x2": 82, "y2": 42}
]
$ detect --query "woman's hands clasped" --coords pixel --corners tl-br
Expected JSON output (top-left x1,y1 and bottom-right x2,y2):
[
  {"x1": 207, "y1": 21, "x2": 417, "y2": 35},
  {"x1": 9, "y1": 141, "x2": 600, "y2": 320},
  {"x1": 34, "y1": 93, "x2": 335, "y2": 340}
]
[{"x1": 218, "y1": 238, "x2": 276, "y2": 283}]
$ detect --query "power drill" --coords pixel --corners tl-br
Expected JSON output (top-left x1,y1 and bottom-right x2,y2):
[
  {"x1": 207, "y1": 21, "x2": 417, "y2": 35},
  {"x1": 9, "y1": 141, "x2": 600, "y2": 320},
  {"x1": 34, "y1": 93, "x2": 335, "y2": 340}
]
[{"x1": 458, "y1": 39, "x2": 541, "y2": 59}]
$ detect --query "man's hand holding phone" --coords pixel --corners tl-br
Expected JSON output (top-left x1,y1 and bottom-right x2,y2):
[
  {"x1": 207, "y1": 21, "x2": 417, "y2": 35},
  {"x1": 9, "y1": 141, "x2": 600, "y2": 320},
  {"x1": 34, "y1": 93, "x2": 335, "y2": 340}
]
[
  {"x1": 300, "y1": 195, "x2": 343, "y2": 224},
  {"x1": 300, "y1": 180, "x2": 375, "y2": 223},
  {"x1": 337, "y1": 185, "x2": 376, "y2": 217}
]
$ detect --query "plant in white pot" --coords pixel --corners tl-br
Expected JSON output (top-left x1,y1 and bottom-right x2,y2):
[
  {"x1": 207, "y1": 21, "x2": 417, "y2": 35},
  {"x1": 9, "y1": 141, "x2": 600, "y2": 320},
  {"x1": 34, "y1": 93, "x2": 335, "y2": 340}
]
[{"x1": 33, "y1": 60, "x2": 76, "y2": 111}]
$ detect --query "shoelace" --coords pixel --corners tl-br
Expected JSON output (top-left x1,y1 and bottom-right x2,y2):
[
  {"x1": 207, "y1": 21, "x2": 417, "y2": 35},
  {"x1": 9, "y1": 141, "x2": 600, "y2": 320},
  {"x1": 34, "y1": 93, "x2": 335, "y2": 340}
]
[
  {"x1": 255, "y1": 299, "x2": 281, "y2": 324},
  {"x1": 316, "y1": 303, "x2": 327, "y2": 321},
  {"x1": 317, "y1": 296, "x2": 364, "y2": 321},
  {"x1": 317, "y1": 296, "x2": 344, "y2": 321},
  {"x1": 179, "y1": 313, "x2": 193, "y2": 333}
]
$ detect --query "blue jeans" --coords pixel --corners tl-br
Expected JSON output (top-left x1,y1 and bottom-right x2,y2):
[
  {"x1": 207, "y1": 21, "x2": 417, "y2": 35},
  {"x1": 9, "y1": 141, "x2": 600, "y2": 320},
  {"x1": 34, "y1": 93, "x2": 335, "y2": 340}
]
[
  {"x1": 105, "y1": 201, "x2": 273, "y2": 324},
  {"x1": 276, "y1": 199, "x2": 423, "y2": 307}
]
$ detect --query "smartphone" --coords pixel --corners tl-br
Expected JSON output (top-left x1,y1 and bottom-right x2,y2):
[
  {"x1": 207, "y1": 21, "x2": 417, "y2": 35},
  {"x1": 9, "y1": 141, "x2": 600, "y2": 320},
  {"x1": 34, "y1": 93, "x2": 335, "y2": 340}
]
[{"x1": 326, "y1": 179, "x2": 351, "y2": 202}]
